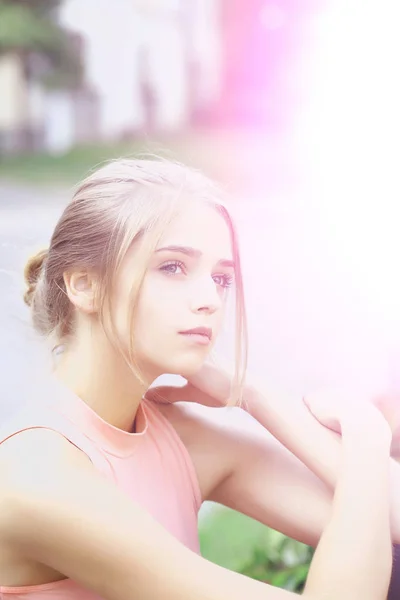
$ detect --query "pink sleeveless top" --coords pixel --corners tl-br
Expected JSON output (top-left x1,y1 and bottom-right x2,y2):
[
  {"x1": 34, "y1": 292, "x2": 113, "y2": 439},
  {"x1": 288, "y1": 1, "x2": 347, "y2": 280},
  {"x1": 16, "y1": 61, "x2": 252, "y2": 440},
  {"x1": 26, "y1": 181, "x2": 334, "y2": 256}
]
[{"x1": 0, "y1": 380, "x2": 202, "y2": 599}]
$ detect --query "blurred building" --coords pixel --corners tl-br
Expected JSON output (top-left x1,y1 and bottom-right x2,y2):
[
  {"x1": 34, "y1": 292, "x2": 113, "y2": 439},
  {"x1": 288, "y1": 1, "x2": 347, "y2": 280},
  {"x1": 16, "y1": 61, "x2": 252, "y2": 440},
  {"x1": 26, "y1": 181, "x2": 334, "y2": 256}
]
[
  {"x1": 0, "y1": 29, "x2": 100, "y2": 156},
  {"x1": 0, "y1": 0, "x2": 222, "y2": 155},
  {"x1": 0, "y1": 0, "x2": 322, "y2": 155},
  {"x1": 0, "y1": 53, "x2": 30, "y2": 154},
  {"x1": 59, "y1": 0, "x2": 221, "y2": 142}
]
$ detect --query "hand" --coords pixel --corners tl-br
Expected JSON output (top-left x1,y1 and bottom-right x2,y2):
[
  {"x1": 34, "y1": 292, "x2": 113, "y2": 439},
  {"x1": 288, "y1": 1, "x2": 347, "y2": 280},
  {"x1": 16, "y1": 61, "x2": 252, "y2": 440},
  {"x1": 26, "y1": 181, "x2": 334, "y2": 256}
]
[
  {"x1": 373, "y1": 392, "x2": 400, "y2": 455},
  {"x1": 303, "y1": 387, "x2": 378, "y2": 435},
  {"x1": 145, "y1": 363, "x2": 232, "y2": 408}
]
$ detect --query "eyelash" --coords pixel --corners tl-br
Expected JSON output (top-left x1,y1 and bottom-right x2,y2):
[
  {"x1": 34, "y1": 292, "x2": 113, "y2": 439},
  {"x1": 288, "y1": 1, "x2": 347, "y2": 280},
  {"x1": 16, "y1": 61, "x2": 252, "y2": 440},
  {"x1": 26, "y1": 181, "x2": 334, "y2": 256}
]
[
  {"x1": 159, "y1": 261, "x2": 234, "y2": 289},
  {"x1": 213, "y1": 273, "x2": 234, "y2": 289}
]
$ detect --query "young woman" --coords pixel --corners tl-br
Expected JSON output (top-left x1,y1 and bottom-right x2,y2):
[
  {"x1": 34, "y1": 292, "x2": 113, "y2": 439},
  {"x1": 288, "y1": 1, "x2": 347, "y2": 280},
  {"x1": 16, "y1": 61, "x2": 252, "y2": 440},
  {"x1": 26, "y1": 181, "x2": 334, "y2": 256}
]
[{"x1": 0, "y1": 158, "x2": 395, "y2": 600}]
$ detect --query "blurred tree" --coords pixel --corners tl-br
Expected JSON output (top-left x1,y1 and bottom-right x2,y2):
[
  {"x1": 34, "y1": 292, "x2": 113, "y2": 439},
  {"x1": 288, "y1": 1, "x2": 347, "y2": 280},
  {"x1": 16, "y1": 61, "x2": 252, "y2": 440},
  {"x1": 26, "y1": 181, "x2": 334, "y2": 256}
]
[{"x1": 0, "y1": 0, "x2": 82, "y2": 89}]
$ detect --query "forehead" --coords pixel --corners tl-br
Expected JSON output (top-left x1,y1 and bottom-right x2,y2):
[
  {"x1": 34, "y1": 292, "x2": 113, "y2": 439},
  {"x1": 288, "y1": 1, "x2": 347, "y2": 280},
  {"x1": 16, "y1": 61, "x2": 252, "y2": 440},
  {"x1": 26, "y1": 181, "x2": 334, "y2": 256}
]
[{"x1": 159, "y1": 203, "x2": 233, "y2": 260}]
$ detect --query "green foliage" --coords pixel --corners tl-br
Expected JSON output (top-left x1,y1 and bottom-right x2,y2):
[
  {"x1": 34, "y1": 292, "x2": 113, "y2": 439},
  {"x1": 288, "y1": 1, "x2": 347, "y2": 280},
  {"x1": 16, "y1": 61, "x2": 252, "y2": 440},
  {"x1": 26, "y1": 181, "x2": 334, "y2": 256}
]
[
  {"x1": 0, "y1": 135, "x2": 235, "y2": 184},
  {"x1": 0, "y1": 1, "x2": 60, "y2": 53},
  {"x1": 0, "y1": 142, "x2": 145, "y2": 183},
  {"x1": 199, "y1": 505, "x2": 314, "y2": 593},
  {"x1": 0, "y1": 0, "x2": 82, "y2": 89},
  {"x1": 0, "y1": 132, "x2": 274, "y2": 186},
  {"x1": 0, "y1": 0, "x2": 62, "y2": 12}
]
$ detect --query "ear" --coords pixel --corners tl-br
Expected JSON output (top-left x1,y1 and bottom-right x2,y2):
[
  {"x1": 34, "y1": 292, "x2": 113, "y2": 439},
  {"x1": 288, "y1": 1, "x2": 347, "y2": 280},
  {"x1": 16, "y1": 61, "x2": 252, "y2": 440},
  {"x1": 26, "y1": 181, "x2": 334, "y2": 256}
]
[{"x1": 63, "y1": 270, "x2": 98, "y2": 314}]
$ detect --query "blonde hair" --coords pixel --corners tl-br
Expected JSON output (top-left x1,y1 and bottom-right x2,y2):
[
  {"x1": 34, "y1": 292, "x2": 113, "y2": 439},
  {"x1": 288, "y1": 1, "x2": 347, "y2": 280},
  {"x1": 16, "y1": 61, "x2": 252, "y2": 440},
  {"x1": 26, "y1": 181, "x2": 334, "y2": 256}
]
[{"x1": 24, "y1": 158, "x2": 248, "y2": 402}]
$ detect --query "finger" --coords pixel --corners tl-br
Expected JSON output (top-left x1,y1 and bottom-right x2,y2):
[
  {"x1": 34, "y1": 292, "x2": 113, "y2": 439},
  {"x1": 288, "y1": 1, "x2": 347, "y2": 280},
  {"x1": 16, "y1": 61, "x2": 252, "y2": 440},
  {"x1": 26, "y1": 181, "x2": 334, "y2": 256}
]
[
  {"x1": 145, "y1": 386, "x2": 177, "y2": 404},
  {"x1": 175, "y1": 383, "x2": 222, "y2": 406},
  {"x1": 145, "y1": 384, "x2": 224, "y2": 407},
  {"x1": 146, "y1": 384, "x2": 198, "y2": 404}
]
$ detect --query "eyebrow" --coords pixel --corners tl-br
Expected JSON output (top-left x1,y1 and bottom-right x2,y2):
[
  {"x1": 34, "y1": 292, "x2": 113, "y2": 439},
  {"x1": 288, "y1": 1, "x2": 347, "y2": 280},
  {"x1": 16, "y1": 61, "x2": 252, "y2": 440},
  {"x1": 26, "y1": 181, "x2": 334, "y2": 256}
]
[{"x1": 155, "y1": 245, "x2": 235, "y2": 269}]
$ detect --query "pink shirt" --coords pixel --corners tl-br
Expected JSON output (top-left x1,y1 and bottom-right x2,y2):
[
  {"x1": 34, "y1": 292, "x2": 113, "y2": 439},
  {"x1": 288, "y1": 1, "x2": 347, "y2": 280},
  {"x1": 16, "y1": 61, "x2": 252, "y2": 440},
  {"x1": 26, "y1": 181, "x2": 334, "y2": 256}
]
[{"x1": 0, "y1": 382, "x2": 201, "y2": 598}]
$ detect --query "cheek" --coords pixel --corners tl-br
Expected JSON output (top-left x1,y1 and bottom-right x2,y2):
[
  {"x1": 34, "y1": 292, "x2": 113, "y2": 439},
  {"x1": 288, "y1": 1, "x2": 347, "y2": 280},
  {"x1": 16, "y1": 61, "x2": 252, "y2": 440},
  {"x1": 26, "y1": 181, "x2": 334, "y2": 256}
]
[
  {"x1": 132, "y1": 280, "x2": 174, "y2": 334},
  {"x1": 138, "y1": 273, "x2": 186, "y2": 318}
]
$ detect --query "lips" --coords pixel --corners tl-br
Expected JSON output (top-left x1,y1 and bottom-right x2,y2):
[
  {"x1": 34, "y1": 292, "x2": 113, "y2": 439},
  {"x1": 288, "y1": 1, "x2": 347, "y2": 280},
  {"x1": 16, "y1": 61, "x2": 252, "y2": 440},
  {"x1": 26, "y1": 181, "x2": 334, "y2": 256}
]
[{"x1": 179, "y1": 327, "x2": 212, "y2": 340}]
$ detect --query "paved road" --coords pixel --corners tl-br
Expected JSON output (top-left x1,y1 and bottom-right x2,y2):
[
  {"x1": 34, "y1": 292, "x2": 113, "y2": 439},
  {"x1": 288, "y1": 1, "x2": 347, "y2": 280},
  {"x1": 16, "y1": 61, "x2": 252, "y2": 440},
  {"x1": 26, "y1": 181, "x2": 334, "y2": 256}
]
[
  {"x1": 1, "y1": 182, "x2": 398, "y2": 418},
  {"x1": 0, "y1": 185, "x2": 69, "y2": 416}
]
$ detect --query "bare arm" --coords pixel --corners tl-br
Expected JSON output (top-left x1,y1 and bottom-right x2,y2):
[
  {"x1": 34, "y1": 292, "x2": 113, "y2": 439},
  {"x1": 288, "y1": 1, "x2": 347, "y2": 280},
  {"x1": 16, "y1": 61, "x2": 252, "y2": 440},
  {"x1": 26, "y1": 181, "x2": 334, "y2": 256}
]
[
  {"x1": 0, "y1": 425, "x2": 392, "y2": 600},
  {"x1": 304, "y1": 407, "x2": 392, "y2": 600},
  {"x1": 182, "y1": 363, "x2": 400, "y2": 545},
  {"x1": 208, "y1": 401, "x2": 393, "y2": 600},
  {"x1": 245, "y1": 383, "x2": 400, "y2": 544},
  {"x1": 208, "y1": 412, "x2": 334, "y2": 548}
]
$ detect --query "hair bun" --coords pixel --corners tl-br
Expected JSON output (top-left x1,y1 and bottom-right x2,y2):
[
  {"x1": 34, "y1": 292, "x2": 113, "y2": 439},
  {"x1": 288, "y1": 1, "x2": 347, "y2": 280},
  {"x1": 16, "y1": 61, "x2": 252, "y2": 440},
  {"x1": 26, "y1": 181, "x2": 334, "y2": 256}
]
[{"x1": 23, "y1": 249, "x2": 48, "y2": 307}]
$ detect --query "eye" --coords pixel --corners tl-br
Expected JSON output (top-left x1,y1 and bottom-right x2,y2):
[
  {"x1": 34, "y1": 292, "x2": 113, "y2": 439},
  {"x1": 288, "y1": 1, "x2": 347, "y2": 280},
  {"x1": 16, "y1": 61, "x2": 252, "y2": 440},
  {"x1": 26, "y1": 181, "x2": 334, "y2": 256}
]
[
  {"x1": 159, "y1": 260, "x2": 186, "y2": 275},
  {"x1": 213, "y1": 273, "x2": 234, "y2": 289}
]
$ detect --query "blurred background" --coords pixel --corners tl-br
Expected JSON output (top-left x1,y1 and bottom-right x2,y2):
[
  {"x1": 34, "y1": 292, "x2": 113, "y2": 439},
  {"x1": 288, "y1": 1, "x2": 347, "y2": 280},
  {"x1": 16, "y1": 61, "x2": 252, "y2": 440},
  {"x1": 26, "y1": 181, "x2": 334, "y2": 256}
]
[{"x1": 1, "y1": 0, "x2": 400, "y2": 592}]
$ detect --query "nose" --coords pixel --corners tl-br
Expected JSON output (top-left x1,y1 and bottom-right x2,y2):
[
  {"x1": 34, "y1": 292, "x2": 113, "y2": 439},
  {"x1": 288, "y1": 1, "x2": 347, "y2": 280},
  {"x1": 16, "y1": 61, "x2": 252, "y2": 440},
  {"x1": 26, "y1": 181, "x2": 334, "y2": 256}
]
[{"x1": 189, "y1": 276, "x2": 222, "y2": 315}]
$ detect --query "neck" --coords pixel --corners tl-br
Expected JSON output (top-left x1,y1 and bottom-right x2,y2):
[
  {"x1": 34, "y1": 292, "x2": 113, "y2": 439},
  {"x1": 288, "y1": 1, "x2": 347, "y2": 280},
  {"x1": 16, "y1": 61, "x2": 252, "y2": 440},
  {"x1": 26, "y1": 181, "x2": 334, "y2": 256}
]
[{"x1": 54, "y1": 331, "x2": 151, "y2": 432}]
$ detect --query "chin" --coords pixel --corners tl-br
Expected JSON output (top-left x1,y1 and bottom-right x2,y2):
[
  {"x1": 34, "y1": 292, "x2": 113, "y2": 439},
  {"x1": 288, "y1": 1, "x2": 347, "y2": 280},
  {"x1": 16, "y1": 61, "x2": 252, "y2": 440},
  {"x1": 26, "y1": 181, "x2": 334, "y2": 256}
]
[{"x1": 163, "y1": 355, "x2": 208, "y2": 379}]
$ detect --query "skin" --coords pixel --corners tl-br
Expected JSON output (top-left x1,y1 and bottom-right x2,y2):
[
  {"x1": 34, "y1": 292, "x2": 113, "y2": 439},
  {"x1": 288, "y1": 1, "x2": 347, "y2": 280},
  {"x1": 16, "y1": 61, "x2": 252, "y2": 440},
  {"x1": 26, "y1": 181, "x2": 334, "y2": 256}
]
[
  {"x1": 55, "y1": 202, "x2": 233, "y2": 431},
  {"x1": 0, "y1": 201, "x2": 393, "y2": 599}
]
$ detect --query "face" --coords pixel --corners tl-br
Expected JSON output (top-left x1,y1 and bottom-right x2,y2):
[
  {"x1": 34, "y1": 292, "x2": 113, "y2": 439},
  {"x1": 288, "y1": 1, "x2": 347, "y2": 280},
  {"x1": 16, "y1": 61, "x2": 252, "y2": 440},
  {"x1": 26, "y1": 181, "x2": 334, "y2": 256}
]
[{"x1": 114, "y1": 203, "x2": 235, "y2": 380}]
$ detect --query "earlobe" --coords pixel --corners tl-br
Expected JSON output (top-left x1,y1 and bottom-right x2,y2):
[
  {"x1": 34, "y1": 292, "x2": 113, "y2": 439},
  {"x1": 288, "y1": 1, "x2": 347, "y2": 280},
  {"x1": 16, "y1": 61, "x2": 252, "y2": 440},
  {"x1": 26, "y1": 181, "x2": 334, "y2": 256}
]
[{"x1": 63, "y1": 271, "x2": 97, "y2": 314}]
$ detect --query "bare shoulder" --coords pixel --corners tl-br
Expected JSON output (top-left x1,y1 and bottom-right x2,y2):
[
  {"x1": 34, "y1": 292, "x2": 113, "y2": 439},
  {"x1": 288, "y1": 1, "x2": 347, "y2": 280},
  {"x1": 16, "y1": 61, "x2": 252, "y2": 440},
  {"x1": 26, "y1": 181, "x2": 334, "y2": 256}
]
[
  {"x1": 0, "y1": 427, "x2": 96, "y2": 586},
  {"x1": 155, "y1": 400, "x2": 267, "y2": 444},
  {"x1": 153, "y1": 401, "x2": 267, "y2": 499},
  {"x1": 0, "y1": 426, "x2": 93, "y2": 476},
  {"x1": 0, "y1": 426, "x2": 97, "y2": 517},
  {"x1": 0, "y1": 426, "x2": 97, "y2": 531},
  {"x1": 154, "y1": 401, "x2": 243, "y2": 444}
]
